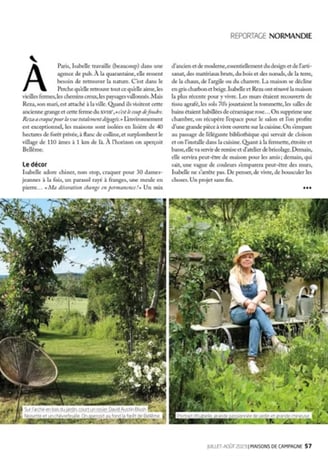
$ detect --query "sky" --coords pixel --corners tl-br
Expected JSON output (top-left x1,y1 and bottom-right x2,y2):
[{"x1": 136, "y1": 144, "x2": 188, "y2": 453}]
[{"x1": 0, "y1": 199, "x2": 105, "y2": 275}]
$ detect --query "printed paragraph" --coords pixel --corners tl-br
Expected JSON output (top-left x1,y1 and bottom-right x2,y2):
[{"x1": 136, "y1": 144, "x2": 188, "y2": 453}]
[
  {"x1": 21, "y1": 162, "x2": 164, "y2": 193},
  {"x1": 22, "y1": 62, "x2": 164, "y2": 152},
  {"x1": 171, "y1": 62, "x2": 313, "y2": 184}
]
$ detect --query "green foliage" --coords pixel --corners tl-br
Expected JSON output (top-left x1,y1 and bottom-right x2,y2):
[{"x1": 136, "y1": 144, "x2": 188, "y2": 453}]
[
  {"x1": 0, "y1": 307, "x2": 7, "y2": 340},
  {"x1": 169, "y1": 263, "x2": 213, "y2": 416},
  {"x1": 170, "y1": 199, "x2": 328, "y2": 423},
  {"x1": 55, "y1": 199, "x2": 165, "y2": 354},
  {"x1": 170, "y1": 353, "x2": 220, "y2": 421},
  {"x1": 0, "y1": 200, "x2": 66, "y2": 337},
  {"x1": 170, "y1": 199, "x2": 285, "y2": 226},
  {"x1": 83, "y1": 264, "x2": 114, "y2": 320},
  {"x1": 57, "y1": 273, "x2": 87, "y2": 298},
  {"x1": 115, "y1": 337, "x2": 166, "y2": 400},
  {"x1": 48, "y1": 309, "x2": 122, "y2": 340},
  {"x1": 232, "y1": 202, "x2": 311, "y2": 303},
  {"x1": 87, "y1": 292, "x2": 113, "y2": 321},
  {"x1": 0, "y1": 199, "x2": 165, "y2": 355},
  {"x1": 130, "y1": 317, "x2": 166, "y2": 345},
  {"x1": 270, "y1": 322, "x2": 328, "y2": 380},
  {"x1": 170, "y1": 200, "x2": 318, "y2": 299},
  {"x1": 82, "y1": 264, "x2": 114, "y2": 293},
  {"x1": 308, "y1": 199, "x2": 328, "y2": 231},
  {"x1": 0, "y1": 328, "x2": 165, "y2": 424},
  {"x1": 171, "y1": 322, "x2": 328, "y2": 424},
  {"x1": 90, "y1": 316, "x2": 121, "y2": 340},
  {"x1": 61, "y1": 312, "x2": 90, "y2": 336},
  {"x1": 169, "y1": 207, "x2": 234, "y2": 292},
  {"x1": 303, "y1": 232, "x2": 328, "y2": 307},
  {"x1": 169, "y1": 207, "x2": 212, "y2": 255},
  {"x1": 204, "y1": 354, "x2": 258, "y2": 418},
  {"x1": 47, "y1": 309, "x2": 69, "y2": 330},
  {"x1": 48, "y1": 310, "x2": 90, "y2": 336}
]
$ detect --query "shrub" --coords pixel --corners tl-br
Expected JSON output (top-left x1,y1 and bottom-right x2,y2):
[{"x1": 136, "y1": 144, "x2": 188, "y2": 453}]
[
  {"x1": 134, "y1": 317, "x2": 165, "y2": 342},
  {"x1": 115, "y1": 338, "x2": 166, "y2": 400},
  {"x1": 48, "y1": 310, "x2": 67, "y2": 330},
  {"x1": 269, "y1": 322, "x2": 328, "y2": 380},
  {"x1": 61, "y1": 313, "x2": 89, "y2": 336},
  {"x1": 87, "y1": 293, "x2": 112, "y2": 321},
  {"x1": 170, "y1": 322, "x2": 328, "y2": 424},
  {"x1": 48, "y1": 310, "x2": 90, "y2": 336},
  {"x1": 90, "y1": 316, "x2": 121, "y2": 340}
]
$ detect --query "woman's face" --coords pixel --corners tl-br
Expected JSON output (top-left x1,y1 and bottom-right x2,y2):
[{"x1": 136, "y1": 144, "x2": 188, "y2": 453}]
[{"x1": 239, "y1": 253, "x2": 254, "y2": 269}]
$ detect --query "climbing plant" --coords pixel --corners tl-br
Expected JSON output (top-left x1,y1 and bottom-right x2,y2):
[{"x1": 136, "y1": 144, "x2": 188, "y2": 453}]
[
  {"x1": 0, "y1": 198, "x2": 165, "y2": 352},
  {"x1": 0, "y1": 200, "x2": 67, "y2": 337}
]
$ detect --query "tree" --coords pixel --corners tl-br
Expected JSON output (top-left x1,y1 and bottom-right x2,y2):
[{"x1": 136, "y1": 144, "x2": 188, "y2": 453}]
[
  {"x1": 309, "y1": 199, "x2": 328, "y2": 231},
  {"x1": 82, "y1": 264, "x2": 114, "y2": 320},
  {"x1": 170, "y1": 199, "x2": 285, "y2": 226},
  {"x1": 233, "y1": 202, "x2": 311, "y2": 305},
  {"x1": 170, "y1": 199, "x2": 315, "y2": 304},
  {"x1": 149, "y1": 199, "x2": 166, "y2": 311},
  {"x1": 57, "y1": 273, "x2": 83, "y2": 312},
  {"x1": 0, "y1": 200, "x2": 66, "y2": 337},
  {"x1": 0, "y1": 198, "x2": 165, "y2": 353},
  {"x1": 305, "y1": 199, "x2": 328, "y2": 307},
  {"x1": 52, "y1": 198, "x2": 165, "y2": 353}
]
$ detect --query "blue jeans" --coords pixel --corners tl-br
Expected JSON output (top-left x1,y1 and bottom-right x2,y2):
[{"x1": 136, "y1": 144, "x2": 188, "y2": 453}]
[{"x1": 230, "y1": 306, "x2": 276, "y2": 357}]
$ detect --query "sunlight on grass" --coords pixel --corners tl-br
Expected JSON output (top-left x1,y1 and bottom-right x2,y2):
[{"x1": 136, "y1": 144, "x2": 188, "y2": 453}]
[
  {"x1": 46, "y1": 296, "x2": 88, "y2": 315},
  {"x1": 0, "y1": 328, "x2": 165, "y2": 424}
]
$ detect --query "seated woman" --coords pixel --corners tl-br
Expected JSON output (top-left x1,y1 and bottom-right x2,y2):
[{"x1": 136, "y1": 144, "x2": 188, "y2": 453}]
[{"x1": 229, "y1": 245, "x2": 288, "y2": 374}]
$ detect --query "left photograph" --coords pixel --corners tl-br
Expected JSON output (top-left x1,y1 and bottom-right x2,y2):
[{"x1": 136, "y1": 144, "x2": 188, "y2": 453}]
[{"x1": 0, "y1": 198, "x2": 166, "y2": 424}]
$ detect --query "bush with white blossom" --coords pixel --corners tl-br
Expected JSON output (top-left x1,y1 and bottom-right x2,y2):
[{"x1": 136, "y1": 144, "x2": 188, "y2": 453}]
[{"x1": 116, "y1": 339, "x2": 166, "y2": 399}]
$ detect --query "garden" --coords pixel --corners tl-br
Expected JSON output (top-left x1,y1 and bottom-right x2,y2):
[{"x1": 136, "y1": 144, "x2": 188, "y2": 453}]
[
  {"x1": 169, "y1": 199, "x2": 328, "y2": 423},
  {"x1": 0, "y1": 198, "x2": 166, "y2": 424}
]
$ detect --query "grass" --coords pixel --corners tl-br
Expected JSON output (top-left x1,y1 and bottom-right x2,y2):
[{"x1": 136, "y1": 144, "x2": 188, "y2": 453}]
[
  {"x1": 230, "y1": 348, "x2": 276, "y2": 377},
  {"x1": 45, "y1": 296, "x2": 88, "y2": 315},
  {"x1": 0, "y1": 327, "x2": 166, "y2": 424}
]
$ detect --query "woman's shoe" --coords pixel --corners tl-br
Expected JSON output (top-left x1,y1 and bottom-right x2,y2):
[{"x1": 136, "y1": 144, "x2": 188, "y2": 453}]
[
  {"x1": 248, "y1": 359, "x2": 260, "y2": 374},
  {"x1": 273, "y1": 342, "x2": 289, "y2": 353}
]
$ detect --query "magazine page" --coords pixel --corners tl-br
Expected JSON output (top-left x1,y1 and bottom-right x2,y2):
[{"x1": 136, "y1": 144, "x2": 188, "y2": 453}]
[{"x1": 1, "y1": 0, "x2": 326, "y2": 456}]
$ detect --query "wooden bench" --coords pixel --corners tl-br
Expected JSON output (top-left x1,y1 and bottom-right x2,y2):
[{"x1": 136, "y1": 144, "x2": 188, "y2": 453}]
[{"x1": 191, "y1": 317, "x2": 307, "y2": 362}]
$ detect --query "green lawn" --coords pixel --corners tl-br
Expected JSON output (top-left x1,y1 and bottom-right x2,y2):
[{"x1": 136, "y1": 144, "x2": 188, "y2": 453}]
[
  {"x1": 0, "y1": 328, "x2": 166, "y2": 424},
  {"x1": 45, "y1": 296, "x2": 88, "y2": 315}
]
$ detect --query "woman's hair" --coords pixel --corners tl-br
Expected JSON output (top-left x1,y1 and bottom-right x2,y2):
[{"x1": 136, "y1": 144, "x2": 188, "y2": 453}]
[{"x1": 230, "y1": 263, "x2": 254, "y2": 285}]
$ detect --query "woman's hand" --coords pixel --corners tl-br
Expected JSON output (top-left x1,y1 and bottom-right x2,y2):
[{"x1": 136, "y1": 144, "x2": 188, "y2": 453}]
[
  {"x1": 259, "y1": 303, "x2": 273, "y2": 315},
  {"x1": 246, "y1": 302, "x2": 257, "y2": 314}
]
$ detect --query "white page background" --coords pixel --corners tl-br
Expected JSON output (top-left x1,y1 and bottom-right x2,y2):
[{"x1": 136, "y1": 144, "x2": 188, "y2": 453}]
[{"x1": 1, "y1": 1, "x2": 326, "y2": 455}]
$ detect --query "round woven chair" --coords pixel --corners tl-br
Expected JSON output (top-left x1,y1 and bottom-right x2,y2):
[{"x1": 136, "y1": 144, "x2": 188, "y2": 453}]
[{"x1": 0, "y1": 336, "x2": 63, "y2": 421}]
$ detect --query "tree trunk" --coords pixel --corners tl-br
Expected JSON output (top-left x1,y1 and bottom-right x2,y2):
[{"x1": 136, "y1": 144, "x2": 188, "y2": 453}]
[
  {"x1": 140, "y1": 227, "x2": 148, "y2": 308},
  {"x1": 150, "y1": 200, "x2": 166, "y2": 310}
]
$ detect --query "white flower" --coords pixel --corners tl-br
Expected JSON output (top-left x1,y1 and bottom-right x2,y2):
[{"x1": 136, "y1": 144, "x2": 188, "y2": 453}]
[{"x1": 133, "y1": 364, "x2": 142, "y2": 378}]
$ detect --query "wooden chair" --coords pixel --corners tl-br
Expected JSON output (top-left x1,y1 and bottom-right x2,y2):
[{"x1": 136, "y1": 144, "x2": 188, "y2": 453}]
[{"x1": 0, "y1": 336, "x2": 63, "y2": 421}]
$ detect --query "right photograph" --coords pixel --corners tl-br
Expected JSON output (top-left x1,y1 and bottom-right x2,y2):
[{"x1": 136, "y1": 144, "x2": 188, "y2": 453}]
[{"x1": 169, "y1": 198, "x2": 328, "y2": 424}]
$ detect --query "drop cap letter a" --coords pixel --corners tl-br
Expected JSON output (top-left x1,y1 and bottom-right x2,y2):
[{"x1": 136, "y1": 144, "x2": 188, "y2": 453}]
[{"x1": 23, "y1": 55, "x2": 47, "y2": 91}]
